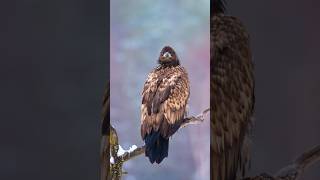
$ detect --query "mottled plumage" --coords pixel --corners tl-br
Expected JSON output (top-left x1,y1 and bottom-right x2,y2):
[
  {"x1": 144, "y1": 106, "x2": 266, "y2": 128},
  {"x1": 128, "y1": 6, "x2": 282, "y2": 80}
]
[
  {"x1": 141, "y1": 46, "x2": 190, "y2": 164},
  {"x1": 211, "y1": 1, "x2": 255, "y2": 180}
]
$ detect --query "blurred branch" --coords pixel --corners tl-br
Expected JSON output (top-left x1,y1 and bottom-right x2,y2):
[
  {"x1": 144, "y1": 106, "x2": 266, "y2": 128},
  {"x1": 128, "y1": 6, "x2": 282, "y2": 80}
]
[
  {"x1": 109, "y1": 126, "x2": 122, "y2": 180},
  {"x1": 100, "y1": 84, "x2": 110, "y2": 180},
  {"x1": 244, "y1": 145, "x2": 320, "y2": 180}
]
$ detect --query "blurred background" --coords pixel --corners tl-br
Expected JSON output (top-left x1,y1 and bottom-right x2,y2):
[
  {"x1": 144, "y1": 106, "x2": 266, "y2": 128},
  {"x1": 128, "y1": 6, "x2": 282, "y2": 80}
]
[
  {"x1": 228, "y1": 0, "x2": 320, "y2": 179},
  {"x1": 2, "y1": 0, "x2": 319, "y2": 180},
  {"x1": 110, "y1": 0, "x2": 210, "y2": 180},
  {"x1": 0, "y1": 0, "x2": 107, "y2": 179}
]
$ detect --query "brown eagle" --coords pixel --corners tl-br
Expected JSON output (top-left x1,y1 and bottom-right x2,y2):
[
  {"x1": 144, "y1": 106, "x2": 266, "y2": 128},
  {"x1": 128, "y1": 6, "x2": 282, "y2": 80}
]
[
  {"x1": 141, "y1": 46, "x2": 190, "y2": 164},
  {"x1": 211, "y1": 0, "x2": 255, "y2": 180}
]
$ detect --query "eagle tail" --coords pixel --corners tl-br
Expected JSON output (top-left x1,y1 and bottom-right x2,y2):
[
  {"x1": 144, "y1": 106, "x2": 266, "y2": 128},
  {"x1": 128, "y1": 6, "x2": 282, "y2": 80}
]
[{"x1": 144, "y1": 130, "x2": 169, "y2": 164}]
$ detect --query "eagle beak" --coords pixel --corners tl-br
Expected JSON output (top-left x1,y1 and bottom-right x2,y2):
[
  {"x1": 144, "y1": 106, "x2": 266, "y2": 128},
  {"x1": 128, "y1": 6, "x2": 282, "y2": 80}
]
[{"x1": 162, "y1": 52, "x2": 172, "y2": 58}]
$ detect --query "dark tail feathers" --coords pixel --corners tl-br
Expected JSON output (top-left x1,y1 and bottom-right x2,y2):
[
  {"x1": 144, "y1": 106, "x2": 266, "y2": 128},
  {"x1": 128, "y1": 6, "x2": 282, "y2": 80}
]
[{"x1": 144, "y1": 131, "x2": 169, "y2": 164}]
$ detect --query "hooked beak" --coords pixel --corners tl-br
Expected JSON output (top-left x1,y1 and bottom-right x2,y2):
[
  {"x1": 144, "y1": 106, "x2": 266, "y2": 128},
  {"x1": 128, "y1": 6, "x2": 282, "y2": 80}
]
[{"x1": 162, "y1": 52, "x2": 172, "y2": 58}]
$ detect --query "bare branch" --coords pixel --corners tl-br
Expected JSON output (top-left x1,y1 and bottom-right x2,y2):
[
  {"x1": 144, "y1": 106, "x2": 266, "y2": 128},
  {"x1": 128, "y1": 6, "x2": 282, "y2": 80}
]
[
  {"x1": 180, "y1": 108, "x2": 210, "y2": 128},
  {"x1": 244, "y1": 145, "x2": 320, "y2": 180},
  {"x1": 275, "y1": 145, "x2": 320, "y2": 180}
]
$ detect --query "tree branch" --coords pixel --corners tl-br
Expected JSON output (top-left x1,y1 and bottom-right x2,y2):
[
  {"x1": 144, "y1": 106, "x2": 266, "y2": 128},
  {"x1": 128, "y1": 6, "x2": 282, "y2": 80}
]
[
  {"x1": 180, "y1": 108, "x2": 210, "y2": 128},
  {"x1": 244, "y1": 145, "x2": 320, "y2": 180},
  {"x1": 122, "y1": 145, "x2": 146, "y2": 162}
]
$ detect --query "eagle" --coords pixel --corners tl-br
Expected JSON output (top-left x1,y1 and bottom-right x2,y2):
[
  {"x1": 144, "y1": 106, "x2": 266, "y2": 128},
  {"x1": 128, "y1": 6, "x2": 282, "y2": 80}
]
[
  {"x1": 211, "y1": 0, "x2": 255, "y2": 180},
  {"x1": 141, "y1": 46, "x2": 190, "y2": 164}
]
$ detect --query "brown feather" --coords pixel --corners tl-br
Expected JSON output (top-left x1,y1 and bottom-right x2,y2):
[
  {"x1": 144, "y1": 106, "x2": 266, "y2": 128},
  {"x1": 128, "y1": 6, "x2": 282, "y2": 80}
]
[
  {"x1": 141, "y1": 66, "x2": 189, "y2": 139},
  {"x1": 211, "y1": 14, "x2": 254, "y2": 180}
]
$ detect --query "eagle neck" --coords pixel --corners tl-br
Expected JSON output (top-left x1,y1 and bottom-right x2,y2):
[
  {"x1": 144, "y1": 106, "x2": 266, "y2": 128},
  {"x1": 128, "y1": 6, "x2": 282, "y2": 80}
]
[{"x1": 158, "y1": 60, "x2": 180, "y2": 68}]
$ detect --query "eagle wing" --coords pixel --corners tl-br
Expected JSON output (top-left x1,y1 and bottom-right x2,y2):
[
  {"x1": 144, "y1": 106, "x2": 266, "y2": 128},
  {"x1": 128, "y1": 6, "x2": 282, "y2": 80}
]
[
  {"x1": 211, "y1": 15, "x2": 255, "y2": 180},
  {"x1": 141, "y1": 66, "x2": 190, "y2": 139}
]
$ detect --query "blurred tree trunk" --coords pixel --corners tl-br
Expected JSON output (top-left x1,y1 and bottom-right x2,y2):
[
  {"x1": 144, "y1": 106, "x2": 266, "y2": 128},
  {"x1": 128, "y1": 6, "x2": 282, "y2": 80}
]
[{"x1": 101, "y1": 84, "x2": 110, "y2": 180}]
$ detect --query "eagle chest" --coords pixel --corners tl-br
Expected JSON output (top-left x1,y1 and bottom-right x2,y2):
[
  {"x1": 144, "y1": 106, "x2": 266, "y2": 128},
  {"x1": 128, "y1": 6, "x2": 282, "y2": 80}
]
[{"x1": 141, "y1": 66, "x2": 190, "y2": 139}]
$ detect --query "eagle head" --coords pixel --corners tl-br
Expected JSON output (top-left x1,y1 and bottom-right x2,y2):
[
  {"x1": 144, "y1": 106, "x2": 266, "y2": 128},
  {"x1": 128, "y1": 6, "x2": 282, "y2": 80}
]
[{"x1": 158, "y1": 46, "x2": 180, "y2": 66}]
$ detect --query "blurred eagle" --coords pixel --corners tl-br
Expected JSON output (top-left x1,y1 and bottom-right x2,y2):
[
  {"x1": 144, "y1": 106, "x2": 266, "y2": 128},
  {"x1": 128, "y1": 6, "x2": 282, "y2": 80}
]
[
  {"x1": 141, "y1": 46, "x2": 190, "y2": 164},
  {"x1": 211, "y1": 0, "x2": 255, "y2": 180}
]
